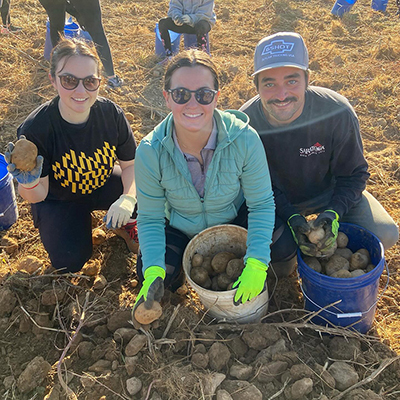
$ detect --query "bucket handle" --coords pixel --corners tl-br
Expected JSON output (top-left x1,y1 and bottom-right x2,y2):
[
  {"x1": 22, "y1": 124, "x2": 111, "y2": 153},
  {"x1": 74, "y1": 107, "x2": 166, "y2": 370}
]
[{"x1": 297, "y1": 261, "x2": 389, "y2": 319}]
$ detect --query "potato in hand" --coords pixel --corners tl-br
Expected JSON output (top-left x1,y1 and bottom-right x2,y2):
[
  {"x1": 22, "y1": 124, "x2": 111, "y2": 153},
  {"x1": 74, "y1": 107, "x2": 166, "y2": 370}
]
[{"x1": 11, "y1": 137, "x2": 38, "y2": 171}]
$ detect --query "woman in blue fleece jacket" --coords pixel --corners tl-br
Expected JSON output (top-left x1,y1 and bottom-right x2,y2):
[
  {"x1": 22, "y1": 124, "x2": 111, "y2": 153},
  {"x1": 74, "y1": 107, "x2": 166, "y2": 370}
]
[{"x1": 133, "y1": 49, "x2": 275, "y2": 312}]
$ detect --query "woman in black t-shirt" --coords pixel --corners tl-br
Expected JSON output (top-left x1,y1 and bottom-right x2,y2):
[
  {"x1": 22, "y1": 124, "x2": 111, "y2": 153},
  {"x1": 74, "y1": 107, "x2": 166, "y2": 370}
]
[{"x1": 5, "y1": 38, "x2": 137, "y2": 273}]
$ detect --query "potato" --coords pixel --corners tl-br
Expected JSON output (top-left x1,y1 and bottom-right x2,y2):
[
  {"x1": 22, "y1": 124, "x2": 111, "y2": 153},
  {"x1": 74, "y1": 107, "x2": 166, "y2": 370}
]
[
  {"x1": 366, "y1": 264, "x2": 375, "y2": 273},
  {"x1": 201, "y1": 256, "x2": 214, "y2": 276},
  {"x1": 211, "y1": 276, "x2": 221, "y2": 291},
  {"x1": 11, "y1": 137, "x2": 38, "y2": 171},
  {"x1": 190, "y1": 266, "x2": 209, "y2": 286},
  {"x1": 202, "y1": 277, "x2": 212, "y2": 289},
  {"x1": 350, "y1": 252, "x2": 369, "y2": 271},
  {"x1": 355, "y1": 248, "x2": 371, "y2": 264},
  {"x1": 336, "y1": 232, "x2": 349, "y2": 248},
  {"x1": 334, "y1": 247, "x2": 353, "y2": 261},
  {"x1": 307, "y1": 227, "x2": 325, "y2": 244},
  {"x1": 325, "y1": 254, "x2": 350, "y2": 276},
  {"x1": 192, "y1": 253, "x2": 204, "y2": 268},
  {"x1": 351, "y1": 269, "x2": 366, "y2": 277},
  {"x1": 217, "y1": 273, "x2": 232, "y2": 290},
  {"x1": 303, "y1": 256, "x2": 322, "y2": 273},
  {"x1": 134, "y1": 301, "x2": 162, "y2": 325},
  {"x1": 226, "y1": 258, "x2": 244, "y2": 279},
  {"x1": 331, "y1": 269, "x2": 352, "y2": 278},
  {"x1": 211, "y1": 251, "x2": 236, "y2": 274}
]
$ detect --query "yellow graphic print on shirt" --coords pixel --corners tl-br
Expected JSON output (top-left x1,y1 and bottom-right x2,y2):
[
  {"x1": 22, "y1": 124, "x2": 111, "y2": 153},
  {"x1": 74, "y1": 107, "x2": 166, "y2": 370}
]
[{"x1": 52, "y1": 142, "x2": 117, "y2": 194}]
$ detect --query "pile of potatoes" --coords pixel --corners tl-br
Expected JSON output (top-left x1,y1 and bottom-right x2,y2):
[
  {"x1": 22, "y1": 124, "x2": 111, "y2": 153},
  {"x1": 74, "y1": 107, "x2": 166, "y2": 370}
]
[
  {"x1": 304, "y1": 231, "x2": 375, "y2": 278},
  {"x1": 189, "y1": 251, "x2": 245, "y2": 291}
]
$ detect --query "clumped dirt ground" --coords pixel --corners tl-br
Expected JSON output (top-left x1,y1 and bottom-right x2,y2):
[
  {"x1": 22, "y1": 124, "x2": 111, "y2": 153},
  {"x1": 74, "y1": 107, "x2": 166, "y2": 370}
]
[{"x1": 1, "y1": 0, "x2": 400, "y2": 399}]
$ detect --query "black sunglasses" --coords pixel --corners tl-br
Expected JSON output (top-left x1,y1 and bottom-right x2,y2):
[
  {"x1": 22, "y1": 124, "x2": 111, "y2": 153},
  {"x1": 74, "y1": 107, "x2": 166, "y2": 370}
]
[
  {"x1": 167, "y1": 87, "x2": 218, "y2": 105},
  {"x1": 58, "y1": 74, "x2": 101, "y2": 91}
]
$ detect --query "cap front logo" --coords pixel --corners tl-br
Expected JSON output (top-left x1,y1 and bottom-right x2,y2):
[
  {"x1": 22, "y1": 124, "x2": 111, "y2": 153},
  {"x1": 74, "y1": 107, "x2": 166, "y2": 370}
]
[{"x1": 262, "y1": 40, "x2": 294, "y2": 55}]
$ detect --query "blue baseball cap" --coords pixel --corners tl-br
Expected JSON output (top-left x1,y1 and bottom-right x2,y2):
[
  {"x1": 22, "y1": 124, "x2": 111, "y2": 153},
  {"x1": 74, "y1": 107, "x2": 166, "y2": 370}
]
[{"x1": 252, "y1": 32, "x2": 309, "y2": 76}]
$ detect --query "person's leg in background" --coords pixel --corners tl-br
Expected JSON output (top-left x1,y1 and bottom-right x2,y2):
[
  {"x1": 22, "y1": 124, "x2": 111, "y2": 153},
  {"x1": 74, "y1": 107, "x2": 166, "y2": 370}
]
[
  {"x1": 193, "y1": 19, "x2": 211, "y2": 52},
  {"x1": 38, "y1": 0, "x2": 66, "y2": 47},
  {"x1": 1, "y1": 0, "x2": 22, "y2": 33},
  {"x1": 158, "y1": 17, "x2": 196, "y2": 57},
  {"x1": 136, "y1": 224, "x2": 190, "y2": 291},
  {"x1": 69, "y1": 0, "x2": 122, "y2": 87},
  {"x1": 341, "y1": 190, "x2": 399, "y2": 250}
]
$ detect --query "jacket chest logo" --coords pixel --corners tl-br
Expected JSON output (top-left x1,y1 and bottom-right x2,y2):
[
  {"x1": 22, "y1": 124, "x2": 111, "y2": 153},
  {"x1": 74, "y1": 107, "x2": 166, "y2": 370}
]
[{"x1": 299, "y1": 142, "x2": 325, "y2": 157}]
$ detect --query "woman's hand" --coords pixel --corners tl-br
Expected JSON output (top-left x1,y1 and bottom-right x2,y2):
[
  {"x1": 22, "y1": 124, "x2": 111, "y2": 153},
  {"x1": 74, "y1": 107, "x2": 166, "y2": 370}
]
[
  {"x1": 232, "y1": 258, "x2": 268, "y2": 304},
  {"x1": 105, "y1": 194, "x2": 136, "y2": 229},
  {"x1": 5, "y1": 142, "x2": 44, "y2": 189}
]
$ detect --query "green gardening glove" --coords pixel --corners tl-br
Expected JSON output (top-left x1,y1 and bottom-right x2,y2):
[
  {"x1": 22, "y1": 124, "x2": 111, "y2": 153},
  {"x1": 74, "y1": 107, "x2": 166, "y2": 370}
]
[
  {"x1": 312, "y1": 210, "x2": 339, "y2": 252},
  {"x1": 232, "y1": 258, "x2": 268, "y2": 305},
  {"x1": 287, "y1": 214, "x2": 318, "y2": 256},
  {"x1": 133, "y1": 266, "x2": 166, "y2": 313}
]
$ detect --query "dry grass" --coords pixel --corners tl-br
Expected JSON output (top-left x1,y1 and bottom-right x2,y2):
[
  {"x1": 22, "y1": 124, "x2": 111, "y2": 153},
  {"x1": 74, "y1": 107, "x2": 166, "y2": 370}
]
[{"x1": 1, "y1": 0, "x2": 400, "y2": 355}]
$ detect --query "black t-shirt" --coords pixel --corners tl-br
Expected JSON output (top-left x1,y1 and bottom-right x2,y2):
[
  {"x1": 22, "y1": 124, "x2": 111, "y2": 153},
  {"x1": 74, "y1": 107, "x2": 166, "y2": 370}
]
[
  {"x1": 240, "y1": 86, "x2": 369, "y2": 220},
  {"x1": 18, "y1": 96, "x2": 136, "y2": 201}
]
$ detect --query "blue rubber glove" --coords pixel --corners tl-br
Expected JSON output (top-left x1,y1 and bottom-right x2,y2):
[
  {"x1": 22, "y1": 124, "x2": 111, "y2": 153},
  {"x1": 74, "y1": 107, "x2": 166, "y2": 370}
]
[
  {"x1": 5, "y1": 140, "x2": 43, "y2": 188},
  {"x1": 313, "y1": 210, "x2": 339, "y2": 252},
  {"x1": 287, "y1": 214, "x2": 317, "y2": 256},
  {"x1": 181, "y1": 14, "x2": 192, "y2": 25},
  {"x1": 232, "y1": 258, "x2": 268, "y2": 304},
  {"x1": 133, "y1": 266, "x2": 166, "y2": 313},
  {"x1": 105, "y1": 194, "x2": 137, "y2": 229}
]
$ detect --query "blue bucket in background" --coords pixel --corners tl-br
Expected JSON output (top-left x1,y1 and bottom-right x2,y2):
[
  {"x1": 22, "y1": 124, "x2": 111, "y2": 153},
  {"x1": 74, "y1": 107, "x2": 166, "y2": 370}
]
[
  {"x1": 297, "y1": 223, "x2": 387, "y2": 334},
  {"x1": 371, "y1": 0, "x2": 388, "y2": 11},
  {"x1": 0, "y1": 154, "x2": 18, "y2": 231},
  {"x1": 331, "y1": 0, "x2": 357, "y2": 16},
  {"x1": 44, "y1": 17, "x2": 87, "y2": 60},
  {"x1": 155, "y1": 23, "x2": 181, "y2": 57},
  {"x1": 183, "y1": 32, "x2": 210, "y2": 54}
]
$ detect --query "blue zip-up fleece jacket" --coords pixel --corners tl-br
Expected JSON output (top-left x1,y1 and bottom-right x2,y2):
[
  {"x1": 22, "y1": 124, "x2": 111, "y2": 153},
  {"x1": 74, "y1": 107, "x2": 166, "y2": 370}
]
[
  {"x1": 168, "y1": 0, "x2": 216, "y2": 27},
  {"x1": 135, "y1": 109, "x2": 275, "y2": 273}
]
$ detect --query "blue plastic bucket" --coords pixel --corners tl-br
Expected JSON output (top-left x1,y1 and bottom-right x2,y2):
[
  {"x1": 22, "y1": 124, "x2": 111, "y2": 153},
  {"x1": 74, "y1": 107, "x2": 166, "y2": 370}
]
[
  {"x1": 154, "y1": 23, "x2": 181, "y2": 57},
  {"x1": 297, "y1": 223, "x2": 387, "y2": 333},
  {"x1": 44, "y1": 17, "x2": 84, "y2": 60},
  {"x1": 371, "y1": 0, "x2": 388, "y2": 11},
  {"x1": 0, "y1": 154, "x2": 18, "y2": 230},
  {"x1": 331, "y1": 0, "x2": 357, "y2": 16},
  {"x1": 183, "y1": 33, "x2": 210, "y2": 54}
]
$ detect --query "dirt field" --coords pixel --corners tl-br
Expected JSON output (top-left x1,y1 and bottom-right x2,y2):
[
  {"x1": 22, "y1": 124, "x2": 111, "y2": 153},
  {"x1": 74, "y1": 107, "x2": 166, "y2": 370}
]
[{"x1": 1, "y1": 0, "x2": 400, "y2": 399}]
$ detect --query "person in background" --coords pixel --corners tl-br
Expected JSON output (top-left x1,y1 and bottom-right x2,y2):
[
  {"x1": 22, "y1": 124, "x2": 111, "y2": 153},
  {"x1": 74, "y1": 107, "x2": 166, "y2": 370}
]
[
  {"x1": 38, "y1": 0, "x2": 123, "y2": 88},
  {"x1": 132, "y1": 49, "x2": 275, "y2": 316},
  {"x1": 240, "y1": 32, "x2": 398, "y2": 277},
  {"x1": 0, "y1": 0, "x2": 22, "y2": 34},
  {"x1": 158, "y1": 0, "x2": 216, "y2": 61},
  {"x1": 5, "y1": 38, "x2": 137, "y2": 273}
]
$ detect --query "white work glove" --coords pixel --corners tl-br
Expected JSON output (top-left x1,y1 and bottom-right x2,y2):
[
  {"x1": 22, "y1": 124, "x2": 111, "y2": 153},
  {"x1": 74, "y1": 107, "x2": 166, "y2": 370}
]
[
  {"x1": 105, "y1": 194, "x2": 136, "y2": 229},
  {"x1": 181, "y1": 14, "x2": 192, "y2": 24}
]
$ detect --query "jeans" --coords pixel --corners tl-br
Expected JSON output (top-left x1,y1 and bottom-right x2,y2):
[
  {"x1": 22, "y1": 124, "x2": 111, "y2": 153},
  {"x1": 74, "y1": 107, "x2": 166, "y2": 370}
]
[
  {"x1": 158, "y1": 17, "x2": 211, "y2": 53},
  {"x1": 31, "y1": 166, "x2": 124, "y2": 272}
]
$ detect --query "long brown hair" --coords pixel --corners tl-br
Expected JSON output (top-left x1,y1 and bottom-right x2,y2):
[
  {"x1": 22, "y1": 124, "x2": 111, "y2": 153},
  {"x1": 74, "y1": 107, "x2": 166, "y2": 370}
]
[{"x1": 49, "y1": 38, "x2": 100, "y2": 78}]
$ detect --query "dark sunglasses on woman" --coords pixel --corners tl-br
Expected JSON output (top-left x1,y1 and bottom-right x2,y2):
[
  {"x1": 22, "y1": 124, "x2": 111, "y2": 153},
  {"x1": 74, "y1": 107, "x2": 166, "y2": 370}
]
[
  {"x1": 58, "y1": 74, "x2": 101, "y2": 91},
  {"x1": 167, "y1": 87, "x2": 218, "y2": 105}
]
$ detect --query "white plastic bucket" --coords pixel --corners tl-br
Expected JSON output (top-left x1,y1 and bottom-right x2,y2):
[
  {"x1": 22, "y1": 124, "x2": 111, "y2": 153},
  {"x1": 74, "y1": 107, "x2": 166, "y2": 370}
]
[{"x1": 182, "y1": 224, "x2": 269, "y2": 323}]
